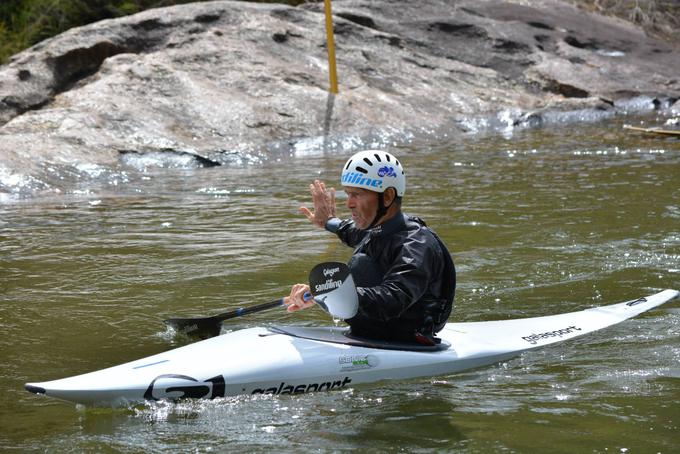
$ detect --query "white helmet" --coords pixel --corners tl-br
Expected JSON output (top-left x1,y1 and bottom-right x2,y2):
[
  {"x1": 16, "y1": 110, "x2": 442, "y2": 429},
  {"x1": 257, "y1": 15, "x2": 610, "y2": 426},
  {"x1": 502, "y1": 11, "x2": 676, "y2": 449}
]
[{"x1": 340, "y1": 150, "x2": 406, "y2": 197}]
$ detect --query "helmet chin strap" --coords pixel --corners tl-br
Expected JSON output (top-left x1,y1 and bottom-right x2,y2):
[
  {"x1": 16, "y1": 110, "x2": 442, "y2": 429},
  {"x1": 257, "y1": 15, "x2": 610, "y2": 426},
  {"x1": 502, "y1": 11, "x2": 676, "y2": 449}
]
[{"x1": 367, "y1": 191, "x2": 395, "y2": 229}]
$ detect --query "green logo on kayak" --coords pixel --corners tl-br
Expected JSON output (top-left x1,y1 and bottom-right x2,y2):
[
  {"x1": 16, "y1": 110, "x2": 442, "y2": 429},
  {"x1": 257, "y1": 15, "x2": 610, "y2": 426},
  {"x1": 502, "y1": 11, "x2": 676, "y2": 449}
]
[{"x1": 339, "y1": 354, "x2": 378, "y2": 371}]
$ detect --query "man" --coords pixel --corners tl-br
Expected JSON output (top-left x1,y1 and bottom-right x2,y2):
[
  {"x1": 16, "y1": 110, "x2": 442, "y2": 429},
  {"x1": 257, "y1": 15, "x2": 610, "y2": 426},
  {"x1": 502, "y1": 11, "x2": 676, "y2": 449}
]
[{"x1": 285, "y1": 150, "x2": 455, "y2": 344}]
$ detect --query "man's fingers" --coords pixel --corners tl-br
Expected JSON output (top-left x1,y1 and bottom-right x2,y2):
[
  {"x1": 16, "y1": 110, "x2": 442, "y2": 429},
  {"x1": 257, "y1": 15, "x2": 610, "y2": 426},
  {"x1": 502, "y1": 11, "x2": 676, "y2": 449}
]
[
  {"x1": 312, "y1": 180, "x2": 327, "y2": 196},
  {"x1": 329, "y1": 187, "x2": 336, "y2": 207},
  {"x1": 285, "y1": 285, "x2": 315, "y2": 312},
  {"x1": 299, "y1": 206, "x2": 314, "y2": 220}
]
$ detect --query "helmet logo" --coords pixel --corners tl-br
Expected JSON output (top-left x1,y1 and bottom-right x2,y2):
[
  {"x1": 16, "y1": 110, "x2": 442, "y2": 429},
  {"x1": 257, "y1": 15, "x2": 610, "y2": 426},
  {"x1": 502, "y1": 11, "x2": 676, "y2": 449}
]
[{"x1": 377, "y1": 166, "x2": 397, "y2": 178}]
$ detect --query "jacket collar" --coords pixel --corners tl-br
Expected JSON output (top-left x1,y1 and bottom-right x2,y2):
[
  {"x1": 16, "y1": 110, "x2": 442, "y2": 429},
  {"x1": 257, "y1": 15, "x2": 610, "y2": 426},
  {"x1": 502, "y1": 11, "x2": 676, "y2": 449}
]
[{"x1": 368, "y1": 211, "x2": 406, "y2": 237}]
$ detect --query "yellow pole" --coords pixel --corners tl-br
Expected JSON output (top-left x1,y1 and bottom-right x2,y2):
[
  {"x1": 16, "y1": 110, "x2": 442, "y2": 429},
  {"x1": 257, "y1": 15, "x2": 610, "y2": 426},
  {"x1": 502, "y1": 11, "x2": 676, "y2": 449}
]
[{"x1": 324, "y1": 0, "x2": 339, "y2": 94}]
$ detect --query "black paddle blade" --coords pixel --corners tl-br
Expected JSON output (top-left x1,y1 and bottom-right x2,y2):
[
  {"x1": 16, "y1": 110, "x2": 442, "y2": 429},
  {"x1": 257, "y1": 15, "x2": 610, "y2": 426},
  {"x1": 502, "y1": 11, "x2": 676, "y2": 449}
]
[
  {"x1": 163, "y1": 299, "x2": 286, "y2": 340},
  {"x1": 308, "y1": 262, "x2": 358, "y2": 319},
  {"x1": 309, "y1": 262, "x2": 351, "y2": 297},
  {"x1": 164, "y1": 317, "x2": 222, "y2": 339}
]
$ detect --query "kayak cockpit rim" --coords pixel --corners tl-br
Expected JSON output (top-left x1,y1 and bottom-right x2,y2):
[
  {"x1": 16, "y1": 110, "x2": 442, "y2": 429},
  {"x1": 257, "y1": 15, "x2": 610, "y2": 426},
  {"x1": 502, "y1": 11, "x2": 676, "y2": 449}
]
[{"x1": 267, "y1": 325, "x2": 451, "y2": 352}]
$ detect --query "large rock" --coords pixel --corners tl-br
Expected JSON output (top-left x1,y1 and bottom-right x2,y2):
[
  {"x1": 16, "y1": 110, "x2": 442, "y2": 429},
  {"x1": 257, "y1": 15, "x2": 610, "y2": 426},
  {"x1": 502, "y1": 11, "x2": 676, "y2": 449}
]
[{"x1": 1, "y1": 0, "x2": 679, "y2": 194}]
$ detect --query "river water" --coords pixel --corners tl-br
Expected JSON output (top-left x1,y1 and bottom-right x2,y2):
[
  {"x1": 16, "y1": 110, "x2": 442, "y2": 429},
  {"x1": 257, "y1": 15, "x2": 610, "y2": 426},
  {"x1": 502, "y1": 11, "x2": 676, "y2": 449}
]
[{"x1": 1, "y1": 115, "x2": 678, "y2": 452}]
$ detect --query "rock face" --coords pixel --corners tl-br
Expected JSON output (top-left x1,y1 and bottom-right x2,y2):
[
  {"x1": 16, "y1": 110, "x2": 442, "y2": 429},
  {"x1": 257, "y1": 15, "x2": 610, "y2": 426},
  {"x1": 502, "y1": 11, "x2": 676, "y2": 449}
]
[{"x1": 0, "y1": 0, "x2": 679, "y2": 194}]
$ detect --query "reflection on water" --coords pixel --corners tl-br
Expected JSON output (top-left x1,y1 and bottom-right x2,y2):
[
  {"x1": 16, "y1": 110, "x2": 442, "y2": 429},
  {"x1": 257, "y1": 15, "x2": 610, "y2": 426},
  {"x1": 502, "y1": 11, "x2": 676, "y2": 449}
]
[{"x1": 1, "y1": 115, "x2": 678, "y2": 452}]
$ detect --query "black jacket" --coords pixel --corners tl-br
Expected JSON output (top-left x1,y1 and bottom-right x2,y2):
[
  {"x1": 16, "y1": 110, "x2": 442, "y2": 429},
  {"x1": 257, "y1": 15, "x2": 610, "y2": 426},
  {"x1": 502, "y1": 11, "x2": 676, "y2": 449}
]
[{"x1": 326, "y1": 212, "x2": 455, "y2": 341}]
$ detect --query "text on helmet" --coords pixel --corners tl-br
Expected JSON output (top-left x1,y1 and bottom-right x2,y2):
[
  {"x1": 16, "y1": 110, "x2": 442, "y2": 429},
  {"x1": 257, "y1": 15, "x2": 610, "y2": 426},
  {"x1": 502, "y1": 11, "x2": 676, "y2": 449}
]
[{"x1": 342, "y1": 171, "x2": 383, "y2": 188}]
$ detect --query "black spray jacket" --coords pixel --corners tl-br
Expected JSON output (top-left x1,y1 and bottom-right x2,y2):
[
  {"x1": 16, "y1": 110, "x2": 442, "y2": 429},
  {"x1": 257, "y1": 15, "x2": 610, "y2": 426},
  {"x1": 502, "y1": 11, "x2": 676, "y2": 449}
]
[{"x1": 326, "y1": 212, "x2": 455, "y2": 341}]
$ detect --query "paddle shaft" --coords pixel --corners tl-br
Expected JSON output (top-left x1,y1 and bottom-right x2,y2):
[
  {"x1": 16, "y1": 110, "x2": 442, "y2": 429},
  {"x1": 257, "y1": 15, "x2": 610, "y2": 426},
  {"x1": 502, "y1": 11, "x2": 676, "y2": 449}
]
[
  {"x1": 206, "y1": 291, "x2": 312, "y2": 321},
  {"x1": 164, "y1": 293, "x2": 311, "y2": 338},
  {"x1": 211, "y1": 298, "x2": 285, "y2": 320}
]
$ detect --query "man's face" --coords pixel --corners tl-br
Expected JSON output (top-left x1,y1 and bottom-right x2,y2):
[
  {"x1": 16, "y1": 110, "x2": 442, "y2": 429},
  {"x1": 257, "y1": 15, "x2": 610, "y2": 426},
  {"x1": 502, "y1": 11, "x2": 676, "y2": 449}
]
[{"x1": 344, "y1": 186, "x2": 379, "y2": 230}]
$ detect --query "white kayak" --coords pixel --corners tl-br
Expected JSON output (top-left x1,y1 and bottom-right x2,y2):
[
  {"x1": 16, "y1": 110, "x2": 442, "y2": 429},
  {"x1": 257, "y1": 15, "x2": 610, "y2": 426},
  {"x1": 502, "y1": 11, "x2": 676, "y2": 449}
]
[{"x1": 25, "y1": 289, "x2": 678, "y2": 406}]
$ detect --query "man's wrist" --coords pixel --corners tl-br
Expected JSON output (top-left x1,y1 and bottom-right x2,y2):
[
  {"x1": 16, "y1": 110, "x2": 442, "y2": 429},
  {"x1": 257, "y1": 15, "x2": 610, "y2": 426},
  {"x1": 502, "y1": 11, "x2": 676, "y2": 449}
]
[{"x1": 325, "y1": 217, "x2": 341, "y2": 233}]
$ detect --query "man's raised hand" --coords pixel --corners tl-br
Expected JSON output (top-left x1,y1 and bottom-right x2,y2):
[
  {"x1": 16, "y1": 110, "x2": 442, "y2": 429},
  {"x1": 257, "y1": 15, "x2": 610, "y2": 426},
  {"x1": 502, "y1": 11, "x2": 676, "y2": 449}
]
[{"x1": 299, "y1": 179, "x2": 336, "y2": 228}]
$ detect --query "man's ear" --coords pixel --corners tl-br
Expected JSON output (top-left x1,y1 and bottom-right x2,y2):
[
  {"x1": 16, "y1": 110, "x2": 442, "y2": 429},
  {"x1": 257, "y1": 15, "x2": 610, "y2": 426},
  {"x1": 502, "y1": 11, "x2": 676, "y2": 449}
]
[{"x1": 383, "y1": 188, "x2": 396, "y2": 207}]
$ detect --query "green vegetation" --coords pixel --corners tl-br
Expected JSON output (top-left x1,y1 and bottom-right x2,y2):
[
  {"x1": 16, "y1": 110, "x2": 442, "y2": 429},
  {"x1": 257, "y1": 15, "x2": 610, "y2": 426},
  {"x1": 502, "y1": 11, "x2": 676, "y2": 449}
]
[
  {"x1": 0, "y1": 0, "x2": 310, "y2": 64},
  {"x1": 0, "y1": 1, "x2": 189, "y2": 63}
]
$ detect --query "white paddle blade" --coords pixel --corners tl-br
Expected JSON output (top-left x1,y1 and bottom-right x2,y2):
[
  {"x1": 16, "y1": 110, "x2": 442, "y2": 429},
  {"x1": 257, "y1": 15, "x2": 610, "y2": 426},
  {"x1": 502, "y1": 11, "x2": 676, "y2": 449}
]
[{"x1": 309, "y1": 262, "x2": 359, "y2": 320}]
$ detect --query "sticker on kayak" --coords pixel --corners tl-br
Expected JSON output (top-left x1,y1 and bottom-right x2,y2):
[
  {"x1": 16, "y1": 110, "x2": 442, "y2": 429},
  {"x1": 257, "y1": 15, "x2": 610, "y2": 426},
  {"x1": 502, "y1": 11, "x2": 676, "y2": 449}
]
[
  {"x1": 250, "y1": 377, "x2": 353, "y2": 395},
  {"x1": 144, "y1": 374, "x2": 226, "y2": 400},
  {"x1": 309, "y1": 262, "x2": 358, "y2": 320},
  {"x1": 521, "y1": 326, "x2": 582, "y2": 345},
  {"x1": 339, "y1": 354, "x2": 379, "y2": 371}
]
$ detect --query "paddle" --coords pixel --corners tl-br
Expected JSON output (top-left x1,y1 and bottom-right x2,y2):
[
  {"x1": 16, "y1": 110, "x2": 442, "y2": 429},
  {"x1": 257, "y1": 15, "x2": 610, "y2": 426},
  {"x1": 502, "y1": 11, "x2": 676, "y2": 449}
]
[
  {"x1": 164, "y1": 261, "x2": 357, "y2": 339},
  {"x1": 308, "y1": 262, "x2": 358, "y2": 320},
  {"x1": 164, "y1": 295, "x2": 308, "y2": 339}
]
